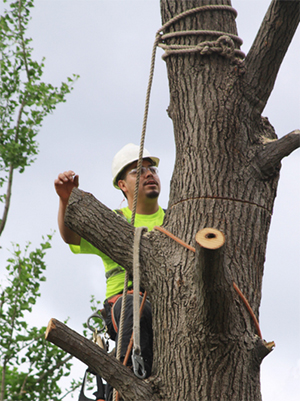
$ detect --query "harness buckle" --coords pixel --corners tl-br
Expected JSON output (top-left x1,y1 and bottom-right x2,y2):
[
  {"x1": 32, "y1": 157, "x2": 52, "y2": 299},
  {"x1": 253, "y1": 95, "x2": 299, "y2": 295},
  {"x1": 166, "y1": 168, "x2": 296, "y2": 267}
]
[{"x1": 131, "y1": 349, "x2": 147, "y2": 379}]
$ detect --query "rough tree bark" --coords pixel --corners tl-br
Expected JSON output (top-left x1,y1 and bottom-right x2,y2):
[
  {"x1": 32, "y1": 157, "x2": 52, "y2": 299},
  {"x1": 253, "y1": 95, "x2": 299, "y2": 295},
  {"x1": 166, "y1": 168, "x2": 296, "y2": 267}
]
[{"x1": 46, "y1": 1, "x2": 299, "y2": 400}]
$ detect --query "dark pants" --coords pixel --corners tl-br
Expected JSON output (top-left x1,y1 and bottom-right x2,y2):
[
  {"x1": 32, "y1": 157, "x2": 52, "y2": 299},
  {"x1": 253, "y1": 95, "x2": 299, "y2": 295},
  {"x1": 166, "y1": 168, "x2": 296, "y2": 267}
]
[{"x1": 104, "y1": 294, "x2": 153, "y2": 376}]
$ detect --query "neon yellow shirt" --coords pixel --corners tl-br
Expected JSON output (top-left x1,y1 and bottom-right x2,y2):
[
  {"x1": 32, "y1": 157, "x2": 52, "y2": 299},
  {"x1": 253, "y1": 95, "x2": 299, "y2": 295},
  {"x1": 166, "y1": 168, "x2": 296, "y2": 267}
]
[{"x1": 69, "y1": 206, "x2": 165, "y2": 299}]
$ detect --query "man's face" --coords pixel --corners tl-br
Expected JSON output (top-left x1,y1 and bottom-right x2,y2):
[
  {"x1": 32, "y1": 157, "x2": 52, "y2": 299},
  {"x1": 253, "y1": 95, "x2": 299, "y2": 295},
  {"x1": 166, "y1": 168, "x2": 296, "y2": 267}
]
[{"x1": 118, "y1": 159, "x2": 161, "y2": 201}]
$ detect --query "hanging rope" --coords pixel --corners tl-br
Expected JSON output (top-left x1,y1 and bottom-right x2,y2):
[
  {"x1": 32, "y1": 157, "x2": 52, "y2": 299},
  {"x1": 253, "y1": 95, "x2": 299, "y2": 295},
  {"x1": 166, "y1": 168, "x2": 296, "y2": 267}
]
[
  {"x1": 113, "y1": 32, "x2": 157, "y2": 399},
  {"x1": 114, "y1": 7, "x2": 161, "y2": 396},
  {"x1": 132, "y1": 227, "x2": 147, "y2": 357}
]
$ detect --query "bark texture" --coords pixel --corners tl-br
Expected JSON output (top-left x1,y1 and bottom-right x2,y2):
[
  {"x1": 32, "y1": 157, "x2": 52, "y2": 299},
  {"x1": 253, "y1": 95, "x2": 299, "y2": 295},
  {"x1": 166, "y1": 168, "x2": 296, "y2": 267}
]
[
  {"x1": 47, "y1": 1, "x2": 299, "y2": 400},
  {"x1": 45, "y1": 319, "x2": 159, "y2": 401}
]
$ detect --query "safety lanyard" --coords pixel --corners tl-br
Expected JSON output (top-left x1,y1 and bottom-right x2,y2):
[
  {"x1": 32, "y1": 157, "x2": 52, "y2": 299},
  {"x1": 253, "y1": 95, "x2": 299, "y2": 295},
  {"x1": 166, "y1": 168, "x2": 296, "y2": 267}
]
[{"x1": 132, "y1": 226, "x2": 148, "y2": 379}]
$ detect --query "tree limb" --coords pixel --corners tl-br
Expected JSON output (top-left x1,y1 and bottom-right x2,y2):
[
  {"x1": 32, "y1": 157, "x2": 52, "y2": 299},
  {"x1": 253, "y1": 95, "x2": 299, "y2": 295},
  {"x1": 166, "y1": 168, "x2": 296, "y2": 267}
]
[
  {"x1": 0, "y1": 165, "x2": 13, "y2": 236},
  {"x1": 243, "y1": 0, "x2": 300, "y2": 115},
  {"x1": 252, "y1": 338, "x2": 275, "y2": 368},
  {"x1": 0, "y1": 97, "x2": 26, "y2": 236},
  {"x1": 45, "y1": 319, "x2": 158, "y2": 401},
  {"x1": 36, "y1": 355, "x2": 73, "y2": 384},
  {"x1": 65, "y1": 188, "x2": 136, "y2": 273},
  {"x1": 256, "y1": 130, "x2": 300, "y2": 177}
]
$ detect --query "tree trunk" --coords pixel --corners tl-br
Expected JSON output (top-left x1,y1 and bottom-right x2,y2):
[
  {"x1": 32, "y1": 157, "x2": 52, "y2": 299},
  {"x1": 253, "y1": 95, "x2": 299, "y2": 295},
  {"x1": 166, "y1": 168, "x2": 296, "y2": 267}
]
[{"x1": 47, "y1": 1, "x2": 300, "y2": 400}]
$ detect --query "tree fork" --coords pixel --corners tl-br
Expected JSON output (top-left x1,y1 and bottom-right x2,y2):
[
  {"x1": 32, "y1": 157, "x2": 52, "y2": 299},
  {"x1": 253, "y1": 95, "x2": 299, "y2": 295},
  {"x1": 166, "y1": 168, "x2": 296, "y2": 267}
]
[{"x1": 45, "y1": 318, "x2": 159, "y2": 401}]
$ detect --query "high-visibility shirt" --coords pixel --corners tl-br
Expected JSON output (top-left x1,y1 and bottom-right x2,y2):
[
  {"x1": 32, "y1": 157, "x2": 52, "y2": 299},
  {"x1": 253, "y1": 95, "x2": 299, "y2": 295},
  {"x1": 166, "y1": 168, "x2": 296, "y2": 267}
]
[{"x1": 69, "y1": 206, "x2": 165, "y2": 299}]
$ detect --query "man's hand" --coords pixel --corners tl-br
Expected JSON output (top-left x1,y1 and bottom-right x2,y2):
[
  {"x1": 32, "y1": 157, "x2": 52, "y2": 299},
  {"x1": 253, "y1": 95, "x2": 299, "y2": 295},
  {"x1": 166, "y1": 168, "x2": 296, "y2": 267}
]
[
  {"x1": 54, "y1": 170, "x2": 80, "y2": 245},
  {"x1": 54, "y1": 170, "x2": 79, "y2": 204}
]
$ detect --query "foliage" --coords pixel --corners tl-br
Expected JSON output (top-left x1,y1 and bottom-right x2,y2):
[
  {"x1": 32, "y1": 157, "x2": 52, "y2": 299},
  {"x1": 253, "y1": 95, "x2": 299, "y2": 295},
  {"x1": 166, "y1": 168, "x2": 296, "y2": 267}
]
[
  {"x1": 0, "y1": 237, "x2": 81, "y2": 400},
  {"x1": 82, "y1": 295, "x2": 105, "y2": 338},
  {"x1": 0, "y1": 0, "x2": 81, "y2": 399},
  {"x1": 0, "y1": 0, "x2": 78, "y2": 234}
]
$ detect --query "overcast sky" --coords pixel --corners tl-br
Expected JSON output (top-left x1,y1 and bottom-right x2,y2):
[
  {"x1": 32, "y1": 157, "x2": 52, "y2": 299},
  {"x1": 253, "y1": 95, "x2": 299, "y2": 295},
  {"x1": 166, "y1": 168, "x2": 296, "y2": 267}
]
[{"x1": 0, "y1": 1, "x2": 299, "y2": 400}]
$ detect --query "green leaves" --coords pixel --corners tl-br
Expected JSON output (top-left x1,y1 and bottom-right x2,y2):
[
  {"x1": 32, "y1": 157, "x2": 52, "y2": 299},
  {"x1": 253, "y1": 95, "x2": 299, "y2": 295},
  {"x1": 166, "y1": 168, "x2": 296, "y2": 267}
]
[
  {"x1": 0, "y1": 1, "x2": 82, "y2": 399},
  {"x1": 0, "y1": 236, "x2": 81, "y2": 400},
  {"x1": 0, "y1": 0, "x2": 79, "y2": 234}
]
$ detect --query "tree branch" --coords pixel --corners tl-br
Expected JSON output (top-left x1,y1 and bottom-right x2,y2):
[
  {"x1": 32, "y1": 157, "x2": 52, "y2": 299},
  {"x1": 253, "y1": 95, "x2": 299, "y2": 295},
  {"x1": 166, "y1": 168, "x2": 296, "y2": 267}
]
[
  {"x1": 18, "y1": 0, "x2": 31, "y2": 82},
  {"x1": 243, "y1": 0, "x2": 300, "y2": 115},
  {"x1": 45, "y1": 319, "x2": 158, "y2": 401},
  {"x1": 0, "y1": 97, "x2": 26, "y2": 236},
  {"x1": 256, "y1": 130, "x2": 300, "y2": 177},
  {"x1": 252, "y1": 338, "x2": 275, "y2": 368},
  {"x1": 65, "y1": 188, "x2": 135, "y2": 273},
  {"x1": 19, "y1": 363, "x2": 33, "y2": 397},
  {"x1": 36, "y1": 355, "x2": 73, "y2": 384},
  {"x1": 0, "y1": 165, "x2": 13, "y2": 236}
]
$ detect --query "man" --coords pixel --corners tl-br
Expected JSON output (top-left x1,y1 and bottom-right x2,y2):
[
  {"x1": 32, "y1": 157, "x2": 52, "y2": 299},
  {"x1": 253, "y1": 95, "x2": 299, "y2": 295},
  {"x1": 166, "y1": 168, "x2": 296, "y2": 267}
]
[{"x1": 54, "y1": 143, "x2": 165, "y2": 383}]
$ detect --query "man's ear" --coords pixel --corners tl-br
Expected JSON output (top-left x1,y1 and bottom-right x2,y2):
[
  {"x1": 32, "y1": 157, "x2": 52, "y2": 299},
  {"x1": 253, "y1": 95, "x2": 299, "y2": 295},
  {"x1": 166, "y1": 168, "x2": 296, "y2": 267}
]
[{"x1": 117, "y1": 179, "x2": 127, "y2": 193}]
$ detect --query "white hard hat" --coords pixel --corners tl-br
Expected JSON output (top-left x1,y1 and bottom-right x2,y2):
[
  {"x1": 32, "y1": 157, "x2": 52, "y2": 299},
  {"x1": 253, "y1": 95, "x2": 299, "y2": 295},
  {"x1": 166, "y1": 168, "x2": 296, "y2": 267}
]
[{"x1": 112, "y1": 143, "x2": 160, "y2": 189}]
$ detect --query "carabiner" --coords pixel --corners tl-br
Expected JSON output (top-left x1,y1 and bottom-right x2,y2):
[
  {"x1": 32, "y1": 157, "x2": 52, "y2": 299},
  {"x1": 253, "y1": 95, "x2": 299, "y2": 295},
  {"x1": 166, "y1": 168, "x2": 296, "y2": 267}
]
[
  {"x1": 86, "y1": 310, "x2": 105, "y2": 333},
  {"x1": 131, "y1": 349, "x2": 147, "y2": 379}
]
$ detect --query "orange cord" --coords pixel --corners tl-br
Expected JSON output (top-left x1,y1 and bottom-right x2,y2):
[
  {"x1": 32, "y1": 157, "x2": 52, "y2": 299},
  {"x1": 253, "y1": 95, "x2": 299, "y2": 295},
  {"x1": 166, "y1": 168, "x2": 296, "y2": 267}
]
[
  {"x1": 154, "y1": 226, "x2": 196, "y2": 252},
  {"x1": 154, "y1": 225, "x2": 263, "y2": 339},
  {"x1": 232, "y1": 282, "x2": 262, "y2": 339}
]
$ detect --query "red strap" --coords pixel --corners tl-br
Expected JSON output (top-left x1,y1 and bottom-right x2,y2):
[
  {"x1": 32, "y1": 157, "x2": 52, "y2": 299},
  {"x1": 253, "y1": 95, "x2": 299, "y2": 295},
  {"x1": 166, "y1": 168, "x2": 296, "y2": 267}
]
[
  {"x1": 110, "y1": 290, "x2": 144, "y2": 333},
  {"x1": 111, "y1": 298, "x2": 120, "y2": 333},
  {"x1": 107, "y1": 289, "x2": 143, "y2": 306},
  {"x1": 107, "y1": 293, "x2": 122, "y2": 306}
]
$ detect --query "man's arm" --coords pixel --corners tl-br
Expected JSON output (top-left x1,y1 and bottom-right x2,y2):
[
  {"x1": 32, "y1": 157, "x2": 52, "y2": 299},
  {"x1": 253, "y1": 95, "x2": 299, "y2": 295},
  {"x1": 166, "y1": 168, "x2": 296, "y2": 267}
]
[{"x1": 54, "y1": 170, "x2": 81, "y2": 245}]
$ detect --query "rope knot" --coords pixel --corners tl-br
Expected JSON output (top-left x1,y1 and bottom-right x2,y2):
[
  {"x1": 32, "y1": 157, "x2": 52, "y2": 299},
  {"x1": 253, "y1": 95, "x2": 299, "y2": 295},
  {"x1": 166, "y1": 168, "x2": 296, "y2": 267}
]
[
  {"x1": 217, "y1": 35, "x2": 235, "y2": 58},
  {"x1": 198, "y1": 42, "x2": 214, "y2": 55}
]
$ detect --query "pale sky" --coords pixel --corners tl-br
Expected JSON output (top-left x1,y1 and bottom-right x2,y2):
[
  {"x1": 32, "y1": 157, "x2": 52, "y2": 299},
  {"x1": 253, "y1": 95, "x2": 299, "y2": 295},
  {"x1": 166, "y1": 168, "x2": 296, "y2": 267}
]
[{"x1": 0, "y1": 1, "x2": 299, "y2": 400}]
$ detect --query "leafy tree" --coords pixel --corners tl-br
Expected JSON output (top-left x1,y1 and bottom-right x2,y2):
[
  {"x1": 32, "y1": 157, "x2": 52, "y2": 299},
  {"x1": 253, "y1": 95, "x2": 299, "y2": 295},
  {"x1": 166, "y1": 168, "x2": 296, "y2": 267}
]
[
  {"x1": 0, "y1": 0, "x2": 80, "y2": 399},
  {"x1": 0, "y1": 237, "x2": 80, "y2": 401},
  {"x1": 0, "y1": 0, "x2": 78, "y2": 233}
]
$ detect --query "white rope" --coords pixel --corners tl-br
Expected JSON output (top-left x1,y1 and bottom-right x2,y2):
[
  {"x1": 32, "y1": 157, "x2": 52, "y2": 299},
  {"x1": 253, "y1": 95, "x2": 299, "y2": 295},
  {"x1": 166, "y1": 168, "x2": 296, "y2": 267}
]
[{"x1": 133, "y1": 227, "x2": 147, "y2": 355}]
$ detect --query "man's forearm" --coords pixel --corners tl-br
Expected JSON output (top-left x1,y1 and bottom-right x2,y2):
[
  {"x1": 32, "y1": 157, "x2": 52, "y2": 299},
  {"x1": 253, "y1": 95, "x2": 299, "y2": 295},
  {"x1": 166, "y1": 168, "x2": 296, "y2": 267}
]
[{"x1": 58, "y1": 199, "x2": 81, "y2": 245}]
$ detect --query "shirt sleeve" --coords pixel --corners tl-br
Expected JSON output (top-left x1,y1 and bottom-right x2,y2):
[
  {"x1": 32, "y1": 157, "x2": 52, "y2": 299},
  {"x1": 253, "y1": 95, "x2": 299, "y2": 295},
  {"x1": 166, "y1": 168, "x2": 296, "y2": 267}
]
[{"x1": 69, "y1": 237, "x2": 102, "y2": 256}]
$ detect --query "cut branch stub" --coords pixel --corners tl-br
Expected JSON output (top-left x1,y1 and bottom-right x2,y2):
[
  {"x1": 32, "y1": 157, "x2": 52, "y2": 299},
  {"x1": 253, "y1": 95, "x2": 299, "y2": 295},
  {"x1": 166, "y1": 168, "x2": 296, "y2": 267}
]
[
  {"x1": 45, "y1": 318, "x2": 158, "y2": 401},
  {"x1": 256, "y1": 130, "x2": 300, "y2": 178},
  {"x1": 195, "y1": 227, "x2": 225, "y2": 250},
  {"x1": 195, "y1": 228, "x2": 235, "y2": 334}
]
